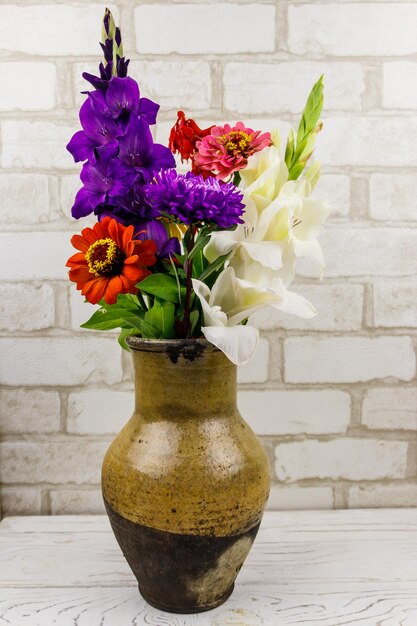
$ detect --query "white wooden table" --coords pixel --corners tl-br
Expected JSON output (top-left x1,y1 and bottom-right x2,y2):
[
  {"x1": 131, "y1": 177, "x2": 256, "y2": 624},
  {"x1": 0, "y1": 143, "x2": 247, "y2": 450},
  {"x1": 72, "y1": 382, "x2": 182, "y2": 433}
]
[{"x1": 0, "y1": 510, "x2": 417, "y2": 625}]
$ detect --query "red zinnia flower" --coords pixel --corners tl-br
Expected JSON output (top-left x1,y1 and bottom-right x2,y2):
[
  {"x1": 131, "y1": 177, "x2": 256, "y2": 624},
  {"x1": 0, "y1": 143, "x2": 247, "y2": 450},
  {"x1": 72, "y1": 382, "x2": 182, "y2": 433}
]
[
  {"x1": 194, "y1": 121, "x2": 272, "y2": 179},
  {"x1": 169, "y1": 110, "x2": 213, "y2": 167},
  {"x1": 67, "y1": 217, "x2": 156, "y2": 305}
]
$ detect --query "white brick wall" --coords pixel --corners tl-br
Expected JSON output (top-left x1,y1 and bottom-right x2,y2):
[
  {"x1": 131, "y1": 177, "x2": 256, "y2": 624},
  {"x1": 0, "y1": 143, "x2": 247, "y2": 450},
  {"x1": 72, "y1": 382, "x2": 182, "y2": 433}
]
[
  {"x1": 1, "y1": 0, "x2": 416, "y2": 515},
  {"x1": 134, "y1": 5, "x2": 276, "y2": 54}
]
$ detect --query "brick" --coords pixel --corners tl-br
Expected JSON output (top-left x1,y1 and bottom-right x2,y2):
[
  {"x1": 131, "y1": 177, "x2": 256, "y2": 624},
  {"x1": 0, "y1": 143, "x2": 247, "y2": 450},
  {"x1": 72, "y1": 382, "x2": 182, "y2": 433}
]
[
  {"x1": 0, "y1": 232, "x2": 72, "y2": 280},
  {"x1": 275, "y1": 438, "x2": 408, "y2": 482},
  {"x1": 374, "y1": 283, "x2": 417, "y2": 328},
  {"x1": 348, "y1": 484, "x2": 417, "y2": 508},
  {"x1": 0, "y1": 283, "x2": 55, "y2": 332},
  {"x1": 60, "y1": 175, "x2": 81, "y2": 216},
  {"x1": 67, "y1": 390, "x2": 133, "y2": 435},
  {"x1": 0, "y1": 62, "x2": 56, "y2": 111},
  {"x1": 370, "y1": 174, "x2": 417, "y2": 221},
  {"x1": 1, "y1": 488, "x2": 41, "y2": 515},
  {"x1": 267, "y1": 486, "x2": 333, "y2": 511},
  {"x1": 75, "y1": 61, "x2": 211, "y2": 110},
  {"x1": 69, "y1": 285, "x2": 100, "y2": 331},
  {"x1": 239, "y1": 390, "x2": 350, "y2": 435},
  {"x1": 0, "y1": 442, "x2": 109, "y2": 484},
  {"x1": 0, "y1": 174, "x2": 52, "y2": 224},
  {"x1": 1, "y1": 121, "x2": 78, "y2": 169},
  {"x1": 363, "y1": 388, "x2": 417, "y2": 431},
  {"x1": 50, "y1": 489, "x2": 105, "y2": 514},
  {"x1": 299, "y1": 228, "x2": 417, "y2": 278},
  {"x1": 0, "y1": 5, "x2": 118, "y2": 56},
  {"x1": 135, "y1": 4, "x2": 275, "y2": 54},
  {"x1": 317, "y1": 174, "x2": 350, "y2": 218},
  {"x1": 0, "y1": 337, "x2": 123, "y2": 386},
  {"x1": 250, "y1": 284, "x2": 363, "y2": 332},
  {"x1": 316, "y1": 117, "x2": 417, "y2": 167},
  {"x1": 288, "y1": 4, "x2": 417, "y2": 56},
  {"x1": 383, "y1": 62, "x2": 417, "y2": 109},
  {"x1": 284, "y1": 337, "x2": 415, "y2": 384},
  {"x1": 0, "y1": 389, "x2": 60, "y2": 434},
  {"x1": 224, "y1": 62, "x2": 364, "y2": 114},
  {"x1": 237, "y1": 338, "x2": 269, "y2": 384}
]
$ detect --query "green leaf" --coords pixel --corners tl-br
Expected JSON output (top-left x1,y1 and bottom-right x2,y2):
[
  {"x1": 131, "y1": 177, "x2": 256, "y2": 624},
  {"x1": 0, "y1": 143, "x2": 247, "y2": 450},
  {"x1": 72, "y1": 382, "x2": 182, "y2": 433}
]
[
  {"x1": 198, "y1": 252, "x2": 232, "y2": 282},
  {"x1": 144, "y1": 299, "x2": 176, "y2": 339},
  {"x1": 139, "y1": 273, "x2": 185, "y2": 303},
  {"x1": 287, "y1": 75, "x2": 324, "y2": 181},
  {"x1": 188, "y1": 233, "x2": 211, "y2": 261},
  {"x1": 296, "y1": 74, "x2": 324, "y2": 146},
  {"x1": 81, "y1": 306, "x2": 160, "y2": 338},
  {"x1": 116, "y1": 293, "x2": 142, "y2": 310},
  {"x1": 192, "y1": 248, "x2": 207, "y2": 278},
  {"x1": 189, "y1": 309, "x2": 201, "y2": 337},
  {"x1": 118, "y1": 328, "x2": 141, "y2": 351}
]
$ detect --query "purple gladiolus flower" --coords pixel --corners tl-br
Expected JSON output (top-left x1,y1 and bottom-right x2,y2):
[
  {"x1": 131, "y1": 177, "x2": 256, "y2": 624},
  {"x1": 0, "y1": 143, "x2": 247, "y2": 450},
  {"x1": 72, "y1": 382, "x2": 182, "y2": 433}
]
[
  {"x1": 118, "y1": 116, "x2": 174, "y2": 178},
  {"x1": 144, "y1": 170, "x2": 245, "y2": 228},
  {"x1": 135, "y1": 220, "x2": 180, "y2": 259},
  {"x1": 67, "y1": 76, "x2": 161, "y2": 164},
  {"x1": 71, "y1": 144, "x2": 136, "y2": 219}
]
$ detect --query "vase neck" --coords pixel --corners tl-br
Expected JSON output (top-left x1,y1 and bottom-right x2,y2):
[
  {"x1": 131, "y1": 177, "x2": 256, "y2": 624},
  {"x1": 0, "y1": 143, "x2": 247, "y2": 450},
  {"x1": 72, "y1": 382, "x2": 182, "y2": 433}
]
[{"x1": 131, "y1": 344, "x2": 237, "y2": 419}]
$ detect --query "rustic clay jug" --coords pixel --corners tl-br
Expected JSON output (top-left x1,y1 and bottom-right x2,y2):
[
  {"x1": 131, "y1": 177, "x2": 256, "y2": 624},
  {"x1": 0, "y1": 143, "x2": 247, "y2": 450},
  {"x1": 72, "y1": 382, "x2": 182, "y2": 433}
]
[{"x1": 102, "y1": 337, "x2": 270, "y2": 613}]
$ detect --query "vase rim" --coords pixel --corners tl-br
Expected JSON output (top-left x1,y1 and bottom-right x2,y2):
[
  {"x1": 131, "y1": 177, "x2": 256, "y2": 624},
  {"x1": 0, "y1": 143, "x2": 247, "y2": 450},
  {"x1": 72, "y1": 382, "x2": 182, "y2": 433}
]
[{"x1": 126, "y1": 336, "x2": 219, "y2": 354}]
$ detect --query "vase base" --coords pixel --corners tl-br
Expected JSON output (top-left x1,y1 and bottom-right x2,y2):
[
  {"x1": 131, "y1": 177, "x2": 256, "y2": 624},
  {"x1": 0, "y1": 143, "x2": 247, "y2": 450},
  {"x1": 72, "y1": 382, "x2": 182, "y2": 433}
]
[{"x1": 139, "y1": 582, "x2": 235, "y2": 614}]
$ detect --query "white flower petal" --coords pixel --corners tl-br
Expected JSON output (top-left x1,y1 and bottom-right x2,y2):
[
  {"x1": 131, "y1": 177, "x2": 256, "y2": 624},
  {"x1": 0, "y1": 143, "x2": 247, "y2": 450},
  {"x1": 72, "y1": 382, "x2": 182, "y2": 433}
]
[
  {"x1": 201, "y1": 325, "x2": 259, "y2": 366},
  {"x1": 204, "y1": 231, "x2": 239, "y2": 264},
  {"x1": 192, "y1": 278, "x2": 227, "y2": 327},
  {"x1": 273, "y1": 290, "x2": 317, "y2": 319},
  {"x1": 240, "y1": 240, "x2": 284, "y2": 270}
]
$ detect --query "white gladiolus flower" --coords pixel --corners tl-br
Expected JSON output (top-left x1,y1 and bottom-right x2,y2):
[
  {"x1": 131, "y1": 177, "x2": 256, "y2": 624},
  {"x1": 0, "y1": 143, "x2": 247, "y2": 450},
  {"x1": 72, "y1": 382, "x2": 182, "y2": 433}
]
[
  {"x1": 192, "y1": 267, "x2": 316, "y2": 365},
  {"x1": 205, "y1": 176, "x2": 330, "y2": 288}
]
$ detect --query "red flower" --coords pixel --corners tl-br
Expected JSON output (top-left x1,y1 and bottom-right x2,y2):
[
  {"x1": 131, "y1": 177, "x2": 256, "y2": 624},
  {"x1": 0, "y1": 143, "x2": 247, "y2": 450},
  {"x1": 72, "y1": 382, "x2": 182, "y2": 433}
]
[
  {"x1": 169, "y1": 111, "x2": 213, "y2": 166},
  {"x1": 67, "y1": 217, "x2": 156, "y2": 305}
]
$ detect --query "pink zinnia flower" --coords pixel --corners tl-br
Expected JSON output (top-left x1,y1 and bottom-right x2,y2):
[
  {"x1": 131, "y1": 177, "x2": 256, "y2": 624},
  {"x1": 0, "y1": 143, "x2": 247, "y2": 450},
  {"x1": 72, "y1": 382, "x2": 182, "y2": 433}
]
[{"x1": 194, "y1": 121, "x2": 272, "y2": 179}]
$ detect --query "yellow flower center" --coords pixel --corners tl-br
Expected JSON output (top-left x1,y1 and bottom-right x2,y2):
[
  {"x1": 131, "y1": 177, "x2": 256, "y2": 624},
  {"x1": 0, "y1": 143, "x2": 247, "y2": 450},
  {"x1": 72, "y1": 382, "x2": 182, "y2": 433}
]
[
  {"x1": 220, "y1": 130, "x2": 253, "y2": 157},
  {"x1": 85, "y1": 238, "x2": 125, "y2": 277}
]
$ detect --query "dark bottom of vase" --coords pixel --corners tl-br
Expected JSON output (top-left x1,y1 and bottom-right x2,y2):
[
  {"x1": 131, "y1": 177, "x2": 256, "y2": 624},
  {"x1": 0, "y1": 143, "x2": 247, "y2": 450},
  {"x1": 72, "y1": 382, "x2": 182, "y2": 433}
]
[
  {"x1": 139, "y1": 582, "x2": 235, "y2": 614},
  {"x1": 104, "y1": 497, "x2": 260, "y2": 614}
]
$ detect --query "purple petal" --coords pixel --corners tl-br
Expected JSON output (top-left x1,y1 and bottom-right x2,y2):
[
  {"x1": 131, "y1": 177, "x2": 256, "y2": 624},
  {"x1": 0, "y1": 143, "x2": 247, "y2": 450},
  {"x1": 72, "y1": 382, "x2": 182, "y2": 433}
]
[
  {"x1": 138, "y1": 97, "x2": 160, "y2": 125},
  {"x1": 66, "y1": 130, "x2": 95, "y2": 163},
  {"x1": 135, "y1": 219, "x2": 180, "y2": 258},
  {"x1": 79, "y1": 97, "x2": 121, "y2": 145},
  {"x1": 106, "y1": 77, "x2": 140, "y2": 118},
  {"x1": 71, "y1": 186, "x2": 105, "y2": 219},
  {"x1": 159, "y1": 236, "x2": 181, "y2": 259},
  {"x1": 118, "y1": 116, "x2": 153, "y2": 167},
  {"x1": 151, "y1": 143, "x2": 176, "y2": 171}
]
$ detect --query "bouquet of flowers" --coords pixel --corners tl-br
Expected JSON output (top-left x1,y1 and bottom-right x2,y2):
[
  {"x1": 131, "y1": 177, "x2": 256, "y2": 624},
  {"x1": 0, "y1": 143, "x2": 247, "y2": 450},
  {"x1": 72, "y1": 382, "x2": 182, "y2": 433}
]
[{"x1": 66, "y1": 9, "x2": 330, "y2": 365}]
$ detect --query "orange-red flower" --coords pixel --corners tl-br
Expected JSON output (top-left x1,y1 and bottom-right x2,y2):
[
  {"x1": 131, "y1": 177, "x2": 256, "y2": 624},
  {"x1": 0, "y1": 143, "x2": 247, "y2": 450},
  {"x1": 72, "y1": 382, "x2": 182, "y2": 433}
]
[
  {"x1": 67, "y1": 217, "x2": 156, "y2": 305},
  {"x1": 169, "y1": 111, "x2": 214, "y2": 176}
]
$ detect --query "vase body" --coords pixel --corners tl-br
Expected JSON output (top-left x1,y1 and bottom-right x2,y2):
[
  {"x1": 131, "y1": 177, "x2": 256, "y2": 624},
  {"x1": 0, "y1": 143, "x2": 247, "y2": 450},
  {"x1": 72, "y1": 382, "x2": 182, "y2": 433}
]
[{"x1": 102, "y1": 338, "x2": 270, "y2": 613}]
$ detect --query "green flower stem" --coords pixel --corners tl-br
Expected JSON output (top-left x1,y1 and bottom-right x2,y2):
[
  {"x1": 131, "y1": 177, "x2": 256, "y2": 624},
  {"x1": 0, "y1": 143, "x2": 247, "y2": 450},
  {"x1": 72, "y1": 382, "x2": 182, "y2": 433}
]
[{"x1": 182, "y1": 225, "x2": 196, "y2": 338}]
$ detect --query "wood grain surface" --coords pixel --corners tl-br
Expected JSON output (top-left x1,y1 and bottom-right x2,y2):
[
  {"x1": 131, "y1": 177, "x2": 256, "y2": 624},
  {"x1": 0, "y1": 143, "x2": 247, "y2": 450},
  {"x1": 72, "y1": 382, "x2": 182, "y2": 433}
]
[{"x1": 1, "y1": 510, "x2": 417, "y2": 625}]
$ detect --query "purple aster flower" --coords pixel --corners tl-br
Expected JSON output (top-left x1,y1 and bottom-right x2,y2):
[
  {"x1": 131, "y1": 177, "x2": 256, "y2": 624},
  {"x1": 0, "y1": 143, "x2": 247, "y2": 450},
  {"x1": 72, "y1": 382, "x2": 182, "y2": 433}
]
[
  {"x1": 144, "y1": 170, "x2": 245, "y2": 228},
  {"x1": 135, "y1": 220, "x2": 181, "y2": 259}
]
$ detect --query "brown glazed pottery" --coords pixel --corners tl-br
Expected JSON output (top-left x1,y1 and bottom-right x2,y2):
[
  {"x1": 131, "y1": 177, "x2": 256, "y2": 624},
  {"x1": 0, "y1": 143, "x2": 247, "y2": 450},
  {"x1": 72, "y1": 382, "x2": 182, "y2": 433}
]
[{"x1": 102, "y1": 337, "x2": 270, "y2": 613}]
